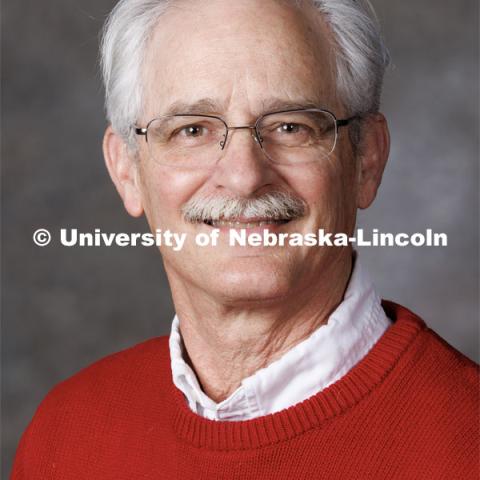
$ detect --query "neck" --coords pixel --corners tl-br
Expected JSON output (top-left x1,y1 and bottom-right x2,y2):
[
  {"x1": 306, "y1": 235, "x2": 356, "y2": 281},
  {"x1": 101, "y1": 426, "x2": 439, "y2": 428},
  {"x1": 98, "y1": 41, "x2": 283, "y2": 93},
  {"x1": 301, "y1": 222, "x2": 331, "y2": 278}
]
[{"x1": 168, "y1": 252, "x2": 353, "y2": 402}]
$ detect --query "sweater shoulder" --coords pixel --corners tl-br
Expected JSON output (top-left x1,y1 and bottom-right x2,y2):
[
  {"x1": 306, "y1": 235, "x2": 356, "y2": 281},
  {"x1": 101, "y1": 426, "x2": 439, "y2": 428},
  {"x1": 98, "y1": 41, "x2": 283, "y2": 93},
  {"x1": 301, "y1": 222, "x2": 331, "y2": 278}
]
[
  {"x1": 382, "y1": 301, "x2": 479, "y2": 431},
  {"x1": 420, "y1": 326, "x2": 479, "y2": 399},
  {"x1": 12, "y1": 337, "x2": 173, "y2": 478},
  {"x1": 383, "y1": 300, "x2": 478, "y2": 393},
  {"x1": 376, "y1": 302, "x2": 479, "y2": 476},
  {"x1": 26, "y1": 335, "x2": 172, "y2": 426},
  {"x1": 406, "y1": 327, "x2": 479, "y2": 475}
]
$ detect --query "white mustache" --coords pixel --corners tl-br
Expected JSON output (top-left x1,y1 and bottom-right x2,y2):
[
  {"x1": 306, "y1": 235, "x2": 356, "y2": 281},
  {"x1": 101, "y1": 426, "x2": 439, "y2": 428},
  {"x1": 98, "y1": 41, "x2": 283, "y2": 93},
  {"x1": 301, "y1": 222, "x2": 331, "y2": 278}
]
[{"x1": 182, "y1": 191, "x2": 306, "y2": 223}]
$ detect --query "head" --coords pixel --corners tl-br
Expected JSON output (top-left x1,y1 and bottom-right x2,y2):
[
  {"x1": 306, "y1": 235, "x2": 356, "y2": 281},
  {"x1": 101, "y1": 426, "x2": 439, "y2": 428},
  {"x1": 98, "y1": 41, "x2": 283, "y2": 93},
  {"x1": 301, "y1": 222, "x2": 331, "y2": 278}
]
[{"x1": 101, "y1": 0, "x2": 390, "y2": 306}]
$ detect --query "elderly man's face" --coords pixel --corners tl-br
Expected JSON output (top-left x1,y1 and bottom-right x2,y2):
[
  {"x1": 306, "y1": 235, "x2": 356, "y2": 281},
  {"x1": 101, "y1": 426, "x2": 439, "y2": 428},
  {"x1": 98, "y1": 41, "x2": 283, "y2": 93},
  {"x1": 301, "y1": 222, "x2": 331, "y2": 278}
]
[{"x1": 108, "y1": 0, "x2": 385, "y2": 304}]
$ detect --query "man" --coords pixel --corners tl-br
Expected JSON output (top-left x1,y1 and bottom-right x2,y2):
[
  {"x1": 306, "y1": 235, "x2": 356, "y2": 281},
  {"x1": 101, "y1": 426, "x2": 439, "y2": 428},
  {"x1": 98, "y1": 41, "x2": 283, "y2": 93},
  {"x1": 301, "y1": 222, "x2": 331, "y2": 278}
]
[{"x1": 12, "y1": 0, "x2": 478, "y2": 478}]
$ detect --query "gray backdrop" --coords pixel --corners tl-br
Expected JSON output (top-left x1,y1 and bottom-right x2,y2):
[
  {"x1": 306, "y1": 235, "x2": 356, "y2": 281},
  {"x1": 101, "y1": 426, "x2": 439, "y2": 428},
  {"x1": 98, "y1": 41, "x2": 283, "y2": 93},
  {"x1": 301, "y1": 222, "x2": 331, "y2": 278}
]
[{"x1": 2, "y1": 0, "x2": 479, "y2": 476}]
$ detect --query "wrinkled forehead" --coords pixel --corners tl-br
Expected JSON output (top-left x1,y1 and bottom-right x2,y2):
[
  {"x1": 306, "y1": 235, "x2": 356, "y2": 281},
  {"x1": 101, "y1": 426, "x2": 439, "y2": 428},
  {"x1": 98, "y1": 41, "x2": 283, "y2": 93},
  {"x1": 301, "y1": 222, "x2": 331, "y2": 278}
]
[{"x1": 140, "y1": 0, "x2": 338, "y2": 122}]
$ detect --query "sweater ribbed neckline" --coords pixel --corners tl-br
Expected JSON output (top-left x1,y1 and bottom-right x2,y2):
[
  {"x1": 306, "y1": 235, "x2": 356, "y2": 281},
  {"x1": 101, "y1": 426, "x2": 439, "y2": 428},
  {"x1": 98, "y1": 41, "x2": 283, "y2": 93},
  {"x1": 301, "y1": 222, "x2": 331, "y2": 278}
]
[{"x1": 170, "y1": 301, "x2": 425, "y2": 451}]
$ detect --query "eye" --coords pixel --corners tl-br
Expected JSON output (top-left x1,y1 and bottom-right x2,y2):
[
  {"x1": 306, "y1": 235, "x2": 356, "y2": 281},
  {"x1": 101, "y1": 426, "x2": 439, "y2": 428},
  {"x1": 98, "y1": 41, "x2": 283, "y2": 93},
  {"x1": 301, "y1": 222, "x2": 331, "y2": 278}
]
[
  {"x1": 278, "y1": 123, "x2": 302, "y2": 134},
  {"x1": 178, "y1": 125, "x2": 205, "y2": 137}
]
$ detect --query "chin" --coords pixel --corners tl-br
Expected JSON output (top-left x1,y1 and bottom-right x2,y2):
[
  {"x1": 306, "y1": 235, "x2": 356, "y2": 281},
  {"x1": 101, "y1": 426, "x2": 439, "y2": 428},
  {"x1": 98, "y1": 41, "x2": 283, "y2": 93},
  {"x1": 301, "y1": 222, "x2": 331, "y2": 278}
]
[{"x1": 207, "y1": 258, "x2": 296, "y2": 304}]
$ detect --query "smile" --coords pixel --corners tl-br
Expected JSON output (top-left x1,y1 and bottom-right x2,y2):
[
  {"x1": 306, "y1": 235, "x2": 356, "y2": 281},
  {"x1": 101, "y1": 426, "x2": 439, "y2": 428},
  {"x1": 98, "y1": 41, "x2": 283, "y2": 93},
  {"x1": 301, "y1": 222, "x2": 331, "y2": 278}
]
[{"x1": 203, "y1": 218, "x2": 291, "y2": 228}]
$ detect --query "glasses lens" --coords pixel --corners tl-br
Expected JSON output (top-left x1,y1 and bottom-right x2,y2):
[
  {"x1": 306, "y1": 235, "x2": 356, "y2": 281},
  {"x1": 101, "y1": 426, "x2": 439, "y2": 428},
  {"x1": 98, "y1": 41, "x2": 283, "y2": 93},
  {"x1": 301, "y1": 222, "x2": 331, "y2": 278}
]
[
  {"x1": 257, "y1": 110, "x2": 337, "y2": 164},
  {"x1": 146, "y1": 116, "x2": 226, "y2": 167}
]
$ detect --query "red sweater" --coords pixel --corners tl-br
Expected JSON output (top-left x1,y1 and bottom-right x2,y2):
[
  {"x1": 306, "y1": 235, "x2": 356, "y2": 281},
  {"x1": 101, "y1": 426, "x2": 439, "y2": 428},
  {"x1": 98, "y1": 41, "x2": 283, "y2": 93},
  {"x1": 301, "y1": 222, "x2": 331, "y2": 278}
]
[{"x1": 12, "y1": 302, "x2": 479, "y2": 479}]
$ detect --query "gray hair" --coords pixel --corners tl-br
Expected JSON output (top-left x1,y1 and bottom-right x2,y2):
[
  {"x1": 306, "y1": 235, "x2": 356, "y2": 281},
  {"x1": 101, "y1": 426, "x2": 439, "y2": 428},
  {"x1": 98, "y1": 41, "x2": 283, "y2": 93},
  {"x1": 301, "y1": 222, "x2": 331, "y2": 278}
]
[{"x1": 100, "y1": 0, "x2": 389, "y2": 147}]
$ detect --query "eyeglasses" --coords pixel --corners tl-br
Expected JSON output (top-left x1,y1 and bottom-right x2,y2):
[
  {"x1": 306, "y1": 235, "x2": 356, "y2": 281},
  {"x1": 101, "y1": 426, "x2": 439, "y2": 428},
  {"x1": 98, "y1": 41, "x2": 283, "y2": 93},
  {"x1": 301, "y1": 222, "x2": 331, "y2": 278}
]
[{"x1": 134, "y1": 108, "x2": 356, "y2": 167}]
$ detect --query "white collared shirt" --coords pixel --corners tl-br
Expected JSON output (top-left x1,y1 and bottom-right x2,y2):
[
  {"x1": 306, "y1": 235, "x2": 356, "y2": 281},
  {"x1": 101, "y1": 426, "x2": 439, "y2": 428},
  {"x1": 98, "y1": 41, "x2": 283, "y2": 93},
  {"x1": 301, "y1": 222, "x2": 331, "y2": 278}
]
[{"x1": 169, "y1": 256, "x2": 391, "y2": 421}]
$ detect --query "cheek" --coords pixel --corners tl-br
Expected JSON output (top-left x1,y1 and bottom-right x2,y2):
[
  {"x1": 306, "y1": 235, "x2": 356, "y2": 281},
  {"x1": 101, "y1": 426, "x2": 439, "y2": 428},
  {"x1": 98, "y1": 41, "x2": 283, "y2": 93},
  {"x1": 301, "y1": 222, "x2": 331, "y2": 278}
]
[
  {"x1": 138, "y1": 163, "x2": 209, "y2": 227},
  {"x1": 282, "y1": 155, "x2": 357, "y2": 229}
]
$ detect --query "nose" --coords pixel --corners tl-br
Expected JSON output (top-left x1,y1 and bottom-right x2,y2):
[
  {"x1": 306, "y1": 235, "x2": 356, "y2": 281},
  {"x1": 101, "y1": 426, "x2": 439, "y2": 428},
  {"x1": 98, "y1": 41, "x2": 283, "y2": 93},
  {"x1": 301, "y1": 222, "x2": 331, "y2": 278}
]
[{"x1": 210, "y1": 127, "x2": 277, "y2": 197}]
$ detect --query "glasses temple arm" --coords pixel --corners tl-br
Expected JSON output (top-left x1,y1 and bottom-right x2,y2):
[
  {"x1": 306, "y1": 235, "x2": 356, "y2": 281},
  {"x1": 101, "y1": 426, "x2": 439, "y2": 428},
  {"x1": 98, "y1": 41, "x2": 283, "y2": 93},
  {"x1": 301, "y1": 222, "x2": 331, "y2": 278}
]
[{"x1": 337, "y1": 115, "x2": 361, "y2": 129}]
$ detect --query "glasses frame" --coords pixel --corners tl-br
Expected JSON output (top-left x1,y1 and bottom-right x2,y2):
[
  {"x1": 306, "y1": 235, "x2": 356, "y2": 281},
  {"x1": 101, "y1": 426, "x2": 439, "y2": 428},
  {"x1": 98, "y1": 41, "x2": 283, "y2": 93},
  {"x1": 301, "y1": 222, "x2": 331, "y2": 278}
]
[{"x1": 134, "y1": 108, "x2": 358, "y2": 162}]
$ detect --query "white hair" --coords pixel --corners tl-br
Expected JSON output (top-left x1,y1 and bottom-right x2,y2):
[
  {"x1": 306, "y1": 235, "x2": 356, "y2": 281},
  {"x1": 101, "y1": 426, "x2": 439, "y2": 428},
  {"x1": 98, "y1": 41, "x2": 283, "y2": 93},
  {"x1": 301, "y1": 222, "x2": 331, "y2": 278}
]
[{"x1": 100, "y1": 0, "x2": 389, "y2": 146}]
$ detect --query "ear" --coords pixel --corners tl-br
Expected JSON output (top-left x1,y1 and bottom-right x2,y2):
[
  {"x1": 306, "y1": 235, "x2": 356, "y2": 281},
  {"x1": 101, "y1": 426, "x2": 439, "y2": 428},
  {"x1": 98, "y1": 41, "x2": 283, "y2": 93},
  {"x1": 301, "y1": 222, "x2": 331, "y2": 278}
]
[
  {"x1": 103, "y1": 126, "x2": 144, "y2": 217},
  {"x1": 356, "y1": 113, "x2": 390, "y2": 209}
]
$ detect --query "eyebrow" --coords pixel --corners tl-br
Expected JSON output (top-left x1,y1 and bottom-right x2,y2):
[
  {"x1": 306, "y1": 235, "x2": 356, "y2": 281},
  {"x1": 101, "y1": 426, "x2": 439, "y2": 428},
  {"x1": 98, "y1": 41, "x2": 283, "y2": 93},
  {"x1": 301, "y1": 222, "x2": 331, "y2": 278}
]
[
  {"x1": 160, "y1": 96, "x2": 326, "y2": 117},
  {"x1": 161, "y1": 98, "x2": 225, "y2": 116},
  {"x1": 259, "y1": 98, "x2": 323, "y2": 114}
]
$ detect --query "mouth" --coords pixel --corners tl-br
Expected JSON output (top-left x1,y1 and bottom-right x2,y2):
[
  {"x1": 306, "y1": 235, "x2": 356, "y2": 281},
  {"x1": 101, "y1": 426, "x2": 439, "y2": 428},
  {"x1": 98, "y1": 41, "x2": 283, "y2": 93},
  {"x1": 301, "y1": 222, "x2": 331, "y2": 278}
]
[{"x1": 203, "y1": 217, "x2": 291, "y2": 228}]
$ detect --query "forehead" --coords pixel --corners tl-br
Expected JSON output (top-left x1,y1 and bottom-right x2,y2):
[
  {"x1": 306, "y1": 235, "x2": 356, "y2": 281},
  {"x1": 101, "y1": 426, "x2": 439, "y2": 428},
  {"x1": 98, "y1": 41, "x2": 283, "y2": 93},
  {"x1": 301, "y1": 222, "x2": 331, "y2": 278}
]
[{"x1": 141, "y1": 0, "x2": 337, "y2": 120}]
